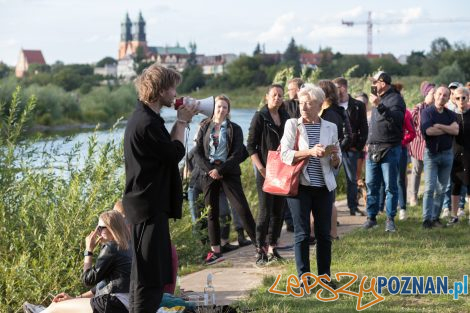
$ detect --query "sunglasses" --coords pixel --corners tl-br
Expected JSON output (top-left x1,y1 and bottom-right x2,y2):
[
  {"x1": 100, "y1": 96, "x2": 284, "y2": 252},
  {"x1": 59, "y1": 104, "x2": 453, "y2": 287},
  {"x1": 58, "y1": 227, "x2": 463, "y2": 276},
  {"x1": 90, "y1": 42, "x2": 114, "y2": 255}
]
[
  {"x1": 455, "y1": 96, "x2": 467, "y2": 101},
  {"x1": 97, "y1": 226, "x2": 107, "y2": 233}
]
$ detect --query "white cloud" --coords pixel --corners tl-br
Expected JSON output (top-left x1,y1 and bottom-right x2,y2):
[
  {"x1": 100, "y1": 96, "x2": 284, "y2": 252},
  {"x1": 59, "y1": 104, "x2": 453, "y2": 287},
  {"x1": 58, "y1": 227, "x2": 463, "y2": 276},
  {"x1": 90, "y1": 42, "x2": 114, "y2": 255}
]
[
  {"x1": 258, "y1": 12, "x2": 296, "y2": 42},
  {"x1": 0, "y1": 39, "x2": 18, "y2": 48},
  {"x1": 225, "y1": 31, "x2": 256, "y2": 40},
  {"x1": 84, "y1": 35, "x2": 100, "y2": 43},
  {"x1": 338, "y1": 6, "x2": 364, "y2": 19}
]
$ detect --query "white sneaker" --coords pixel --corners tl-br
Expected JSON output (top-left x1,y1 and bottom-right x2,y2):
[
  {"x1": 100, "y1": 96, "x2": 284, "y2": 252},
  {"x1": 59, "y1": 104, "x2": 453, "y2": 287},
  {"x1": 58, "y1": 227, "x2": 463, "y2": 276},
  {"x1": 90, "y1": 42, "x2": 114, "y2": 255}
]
[
  {"x1": 399, "y1": 209, "x2": 407, "y2": 221},
  {"x1": 441, "y1": 208, "x2": 450, "y2": 219},
  {"x1": 457, "y1": 208, "x2": 466, "y2": 218}
]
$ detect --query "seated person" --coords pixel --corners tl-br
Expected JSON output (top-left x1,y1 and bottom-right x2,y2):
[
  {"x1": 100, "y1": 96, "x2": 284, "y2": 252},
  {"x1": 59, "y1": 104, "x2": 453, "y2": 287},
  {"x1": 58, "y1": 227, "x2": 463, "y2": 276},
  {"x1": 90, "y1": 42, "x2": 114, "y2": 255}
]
[{"x1": 23, "y1": 210, "x2": 132, "y2": 313}]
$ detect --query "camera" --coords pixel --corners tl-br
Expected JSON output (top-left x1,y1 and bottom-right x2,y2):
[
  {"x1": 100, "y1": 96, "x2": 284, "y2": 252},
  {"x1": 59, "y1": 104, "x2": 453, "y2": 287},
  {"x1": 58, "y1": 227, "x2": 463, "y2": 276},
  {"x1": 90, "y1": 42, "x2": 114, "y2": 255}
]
[{"x1": 370, "y1": 86, "x2": 378, "y2": 96}]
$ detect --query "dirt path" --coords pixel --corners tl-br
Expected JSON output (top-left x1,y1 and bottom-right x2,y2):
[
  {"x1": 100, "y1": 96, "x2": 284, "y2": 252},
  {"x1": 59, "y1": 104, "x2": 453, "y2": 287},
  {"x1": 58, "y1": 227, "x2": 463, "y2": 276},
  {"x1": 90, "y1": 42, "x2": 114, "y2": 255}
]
[{"x1": 180, "y1": 199, "x2": 367, "y2": 305}]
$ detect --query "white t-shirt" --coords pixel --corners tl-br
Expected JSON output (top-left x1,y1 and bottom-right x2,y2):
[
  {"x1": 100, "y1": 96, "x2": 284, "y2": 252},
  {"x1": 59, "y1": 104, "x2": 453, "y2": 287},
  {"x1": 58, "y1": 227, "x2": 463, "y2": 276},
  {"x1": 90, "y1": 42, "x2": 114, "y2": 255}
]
[{"x1": 339, "y1": 100, "x2": 348, "y2": 111}]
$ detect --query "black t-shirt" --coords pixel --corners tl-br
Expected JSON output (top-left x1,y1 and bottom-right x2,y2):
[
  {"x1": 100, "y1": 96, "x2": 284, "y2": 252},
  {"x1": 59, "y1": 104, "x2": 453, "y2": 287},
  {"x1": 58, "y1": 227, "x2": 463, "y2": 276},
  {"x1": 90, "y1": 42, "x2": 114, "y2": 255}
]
[{"x1": 420, "y1": 105, "x2": 456, "y2": 153}]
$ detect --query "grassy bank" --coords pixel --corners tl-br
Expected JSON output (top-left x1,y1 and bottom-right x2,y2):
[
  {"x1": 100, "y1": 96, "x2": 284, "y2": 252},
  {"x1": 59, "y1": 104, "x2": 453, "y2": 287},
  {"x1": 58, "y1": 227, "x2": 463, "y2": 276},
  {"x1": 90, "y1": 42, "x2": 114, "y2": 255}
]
[{"x1": 240, "y1": 204, "x2": 470, "y2": 312}]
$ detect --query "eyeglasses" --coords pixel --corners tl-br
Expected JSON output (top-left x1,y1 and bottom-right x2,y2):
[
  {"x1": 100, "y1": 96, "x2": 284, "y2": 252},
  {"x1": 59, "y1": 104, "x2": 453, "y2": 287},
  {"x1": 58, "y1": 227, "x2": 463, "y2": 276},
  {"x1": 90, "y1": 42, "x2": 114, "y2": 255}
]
[
  {"x1": 455, "y1": 96, "x2": 467, "y2": 101},
  {"x1": 98, "y1": 226, "x2": 107, "y2": 233}
]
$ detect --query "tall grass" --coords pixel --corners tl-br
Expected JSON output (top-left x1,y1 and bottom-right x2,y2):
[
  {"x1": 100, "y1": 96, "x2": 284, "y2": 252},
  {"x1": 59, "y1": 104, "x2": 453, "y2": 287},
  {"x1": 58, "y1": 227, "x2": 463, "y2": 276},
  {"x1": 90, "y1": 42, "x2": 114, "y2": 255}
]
[{"x1": 0, "y1": 87, "x2": 206, "y2": 312}]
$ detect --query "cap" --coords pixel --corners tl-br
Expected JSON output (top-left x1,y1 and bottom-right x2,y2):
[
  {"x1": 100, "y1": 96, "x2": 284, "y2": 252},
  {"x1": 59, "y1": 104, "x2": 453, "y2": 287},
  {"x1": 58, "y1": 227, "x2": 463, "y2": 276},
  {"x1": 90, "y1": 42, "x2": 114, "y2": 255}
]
[
  {"x1": 369, "y1": 71, "x2": 391, "y2": 85},
  {"x1": 448, "y1": 82, "x2": 462, "y2": 89}
]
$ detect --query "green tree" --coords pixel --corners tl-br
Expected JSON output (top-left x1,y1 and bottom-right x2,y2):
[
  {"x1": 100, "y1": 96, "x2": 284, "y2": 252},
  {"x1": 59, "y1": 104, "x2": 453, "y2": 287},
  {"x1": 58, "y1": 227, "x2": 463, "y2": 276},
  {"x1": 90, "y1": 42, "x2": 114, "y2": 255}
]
[
  {"x1": 253, "y1": 43, "x2": 262, "y2": 56},
  {"x1": 283, "y1": 37, "x2": 301, "y2": 76},
  {"x1": 96, "y1": 56, "x2": 117, "y2": 67},
  {"x1": 0, "y1": 63, "x2": 11, "y2": 78},
  {"x1": 434, "y1": 61, "x2": 466, "y2": 85},
  {"x1": 407, "y1": 51, "x2": 427, "y2": 76}
]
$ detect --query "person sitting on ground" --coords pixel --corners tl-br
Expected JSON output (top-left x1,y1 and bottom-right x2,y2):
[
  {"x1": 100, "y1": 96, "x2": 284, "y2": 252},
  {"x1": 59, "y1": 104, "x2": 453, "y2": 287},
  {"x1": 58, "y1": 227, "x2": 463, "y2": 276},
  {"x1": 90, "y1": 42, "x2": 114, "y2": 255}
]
[
  {"x1": 23, "y1": 210, "x2": 132, "y2": 313},
  {"x1": 194, "y1": 94, "x2": 256, "y2": 265}
]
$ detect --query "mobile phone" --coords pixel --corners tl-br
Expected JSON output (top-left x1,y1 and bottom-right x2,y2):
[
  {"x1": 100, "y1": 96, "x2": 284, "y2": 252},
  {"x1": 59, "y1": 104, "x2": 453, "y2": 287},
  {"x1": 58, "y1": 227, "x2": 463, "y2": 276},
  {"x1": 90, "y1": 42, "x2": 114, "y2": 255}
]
[{"x1": 371, "y1": 86, "x2": 378, "y2": 96}]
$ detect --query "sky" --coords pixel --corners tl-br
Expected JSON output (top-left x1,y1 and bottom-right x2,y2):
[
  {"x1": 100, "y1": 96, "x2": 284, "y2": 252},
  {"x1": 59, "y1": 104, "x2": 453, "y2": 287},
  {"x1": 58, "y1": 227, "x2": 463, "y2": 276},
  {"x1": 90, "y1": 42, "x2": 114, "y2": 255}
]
[{"x1": 1, "y1": 0, "x2": 470, "y2": 66}]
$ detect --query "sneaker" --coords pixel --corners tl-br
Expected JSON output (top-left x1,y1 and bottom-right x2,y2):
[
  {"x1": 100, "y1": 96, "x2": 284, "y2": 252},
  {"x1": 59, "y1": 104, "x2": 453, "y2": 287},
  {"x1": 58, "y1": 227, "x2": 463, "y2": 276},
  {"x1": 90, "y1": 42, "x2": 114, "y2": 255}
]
[
  {"x1": 22, "y1": 302, "x2": 46, "y2": 313},
  {"x1": 205, "y1": 251, "x2": 225, "y2": 265},
  {"x1": 362, "y1": 218, "x2": 378, "y2": 229},
  {"x1": 385, "y1": 218, "x2": 396, "y2": 232},
  {"x1": 267, "y1": 248, "x2": 285, "y2": 264},
  {"x1": 320, "y1": 278, "x2": 338, "y2": 290},
  {"x1": 255, "y1": 248, "x2": 268, "y2": 267},
  {"x1": 355, "y1": 209, "x2": 366, "y2": 216},
  {"x1": 447, "y1": 216, "x2": 459, "y2": 226},
  {"x1": 221, "y1": 243, "x2": 239, "y2": 253},
  {"x1": 441, "y1": 207, "x2": 450, "y2": 219},
  {"x1": 238, "y1": 237, "x2": 252, "y2": 247},
  {"x1": 422, "y1": 220, "x2": 433, "y2": 229},
  {"x1": 457, "y1": 208, "x2": 466, "y2": 218},
  {"x1": 399, "y1": 209, "x2": 407, "y2": 221},
  {"x1": 431, "y1": 219, "x2": 445, "y2": 228}
]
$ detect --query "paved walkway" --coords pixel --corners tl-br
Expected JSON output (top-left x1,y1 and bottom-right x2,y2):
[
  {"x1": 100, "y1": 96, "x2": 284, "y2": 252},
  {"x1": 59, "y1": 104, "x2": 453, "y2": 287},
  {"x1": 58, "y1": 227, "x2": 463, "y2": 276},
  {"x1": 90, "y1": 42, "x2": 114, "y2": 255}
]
[{"x1": 180, "y1": 198, "x2": 367, "y2": 305}]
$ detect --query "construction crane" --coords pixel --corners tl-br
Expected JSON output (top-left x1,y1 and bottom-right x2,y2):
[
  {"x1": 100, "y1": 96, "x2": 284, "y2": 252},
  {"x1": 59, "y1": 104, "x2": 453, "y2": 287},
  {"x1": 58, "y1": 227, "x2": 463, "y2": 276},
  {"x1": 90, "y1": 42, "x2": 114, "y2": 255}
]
[{"x1": 342, "y1": 11, "x2": 470, "y2": 55}]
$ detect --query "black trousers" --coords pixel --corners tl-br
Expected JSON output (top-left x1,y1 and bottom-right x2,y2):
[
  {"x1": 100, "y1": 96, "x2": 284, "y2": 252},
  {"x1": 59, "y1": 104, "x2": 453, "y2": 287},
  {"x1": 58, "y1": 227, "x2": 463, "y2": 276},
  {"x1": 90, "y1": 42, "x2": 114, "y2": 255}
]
[
  {"x1": 202, "y1": 174, "x2": 256, "y2": 247},
  {"x1": 255, "y1": 169, "x2": 286, "y2": 247},
  {"x1": 129, "y1": 213, "x2": 171, "y2": 313}
]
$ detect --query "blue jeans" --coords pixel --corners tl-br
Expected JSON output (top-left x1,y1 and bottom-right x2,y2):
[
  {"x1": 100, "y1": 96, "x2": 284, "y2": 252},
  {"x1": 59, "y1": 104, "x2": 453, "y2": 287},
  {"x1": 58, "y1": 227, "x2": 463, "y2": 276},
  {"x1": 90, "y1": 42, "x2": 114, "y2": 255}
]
[
  {"x1": 397, "y1": 146, "x2": 408, "y2": 210},
  {"x1": 287, "y1": 185, "x2": 334, "y2": 277},
  {"x1": 366, "y1": 145, "x2": 401, "y2": 219},
  {"x1": 444, "y1": 182, "x2": 467, "y2": 209},
  {"x1": 422, "y1": 149, "x2": 453, "y2": 221},
  {"x1": 342, "y1": 150, "x2": 360, "y2": 213},
  {"x1": 188, "y1": 185, "x2": 203, "y2": 223}
]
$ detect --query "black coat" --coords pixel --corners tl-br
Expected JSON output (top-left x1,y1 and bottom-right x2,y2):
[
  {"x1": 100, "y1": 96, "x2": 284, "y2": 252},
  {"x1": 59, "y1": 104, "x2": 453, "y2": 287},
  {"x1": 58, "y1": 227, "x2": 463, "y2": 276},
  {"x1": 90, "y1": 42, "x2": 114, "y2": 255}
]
[
  {"x1": 246, "y1": 106, "x2": 290, "y2": 167},
  {"x1": 452, "y1": 110, "x2": 470, "y2": 186},
  {"x1": 320, "y1": 104, "x2": 353, "y2": 151},
  {"x1": 194, "y1": 118, "x2": 248, "y2": 177},
  {"x1": 123, "y1": 100, "x2": 185, "y2": 224},
  {"x1": 368, "y1": 87, "x2": 405, "y2": 146},
  {"x1": 346, "y1": 95, "x2": 369, "y2": 151},
  {"x1": 82, "y1": 241, "x2": 132, "y2": 296}
]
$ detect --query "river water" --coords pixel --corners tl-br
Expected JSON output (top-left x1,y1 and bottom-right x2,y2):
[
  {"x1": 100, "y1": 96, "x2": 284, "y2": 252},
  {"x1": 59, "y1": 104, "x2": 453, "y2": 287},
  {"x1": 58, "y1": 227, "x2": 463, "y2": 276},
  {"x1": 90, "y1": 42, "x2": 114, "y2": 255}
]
[{"x1": 28, "y1": 108, "x2": 257, "y2": 170}]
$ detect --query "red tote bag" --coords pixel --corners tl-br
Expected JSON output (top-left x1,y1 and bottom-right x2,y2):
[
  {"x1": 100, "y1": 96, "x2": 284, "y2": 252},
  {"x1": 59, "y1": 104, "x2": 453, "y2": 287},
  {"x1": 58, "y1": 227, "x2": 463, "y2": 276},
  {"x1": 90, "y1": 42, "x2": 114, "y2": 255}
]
[{"x1": 262, "y1": 129, "x2": 307, "y2": 196}]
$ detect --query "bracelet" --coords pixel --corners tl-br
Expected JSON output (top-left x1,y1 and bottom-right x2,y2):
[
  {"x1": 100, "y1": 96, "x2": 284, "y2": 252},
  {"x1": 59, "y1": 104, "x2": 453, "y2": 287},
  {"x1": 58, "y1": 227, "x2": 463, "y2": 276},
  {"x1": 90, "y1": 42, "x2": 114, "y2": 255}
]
[
  {"x1": 83, "y1": 251, "x2": 93, "y2": 257},
  {"x1": 176, "y1": 119, "x2": 188, "y2": 124}
]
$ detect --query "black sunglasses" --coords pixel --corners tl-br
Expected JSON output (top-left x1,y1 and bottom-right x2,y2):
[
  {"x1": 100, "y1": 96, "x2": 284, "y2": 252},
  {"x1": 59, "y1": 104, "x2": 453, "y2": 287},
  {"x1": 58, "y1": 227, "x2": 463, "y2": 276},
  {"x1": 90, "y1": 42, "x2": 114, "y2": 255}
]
[
  {"x1": 455, "y1": 96, "x2": 467, "y2": 101},
  {"x1": 98, "y1": 226, "x2": 107, "y2": 233}
]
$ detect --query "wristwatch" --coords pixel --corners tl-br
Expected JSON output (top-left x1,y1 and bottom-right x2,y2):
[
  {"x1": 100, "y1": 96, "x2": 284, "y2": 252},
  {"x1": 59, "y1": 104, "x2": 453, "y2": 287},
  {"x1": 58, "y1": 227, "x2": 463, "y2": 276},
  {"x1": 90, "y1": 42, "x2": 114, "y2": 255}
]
[{"x1": 83, "y1": 251, "x2": 93, "y2": 257}]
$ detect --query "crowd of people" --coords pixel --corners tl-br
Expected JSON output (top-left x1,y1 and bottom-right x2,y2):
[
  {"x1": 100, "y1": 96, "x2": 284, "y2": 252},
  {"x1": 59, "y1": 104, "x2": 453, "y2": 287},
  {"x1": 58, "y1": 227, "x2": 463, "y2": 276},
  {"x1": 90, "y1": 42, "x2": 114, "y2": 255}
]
[{"x1": 22, "y1": 64, "x2": 470, "y2": 313}]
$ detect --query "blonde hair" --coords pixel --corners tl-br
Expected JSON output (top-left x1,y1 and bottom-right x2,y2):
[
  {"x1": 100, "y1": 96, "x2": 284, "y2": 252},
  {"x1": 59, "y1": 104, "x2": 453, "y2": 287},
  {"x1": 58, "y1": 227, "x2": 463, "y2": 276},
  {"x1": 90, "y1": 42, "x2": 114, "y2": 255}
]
[
  {"x1": 100, "y1": 210, "x2": 130, "y2": 250},
  {"x1": 135, "y1": 64, "x2": 182, "y2": 104},
  {"x1": 113, "y1": 200, "x2": 125, "y2": 218}
]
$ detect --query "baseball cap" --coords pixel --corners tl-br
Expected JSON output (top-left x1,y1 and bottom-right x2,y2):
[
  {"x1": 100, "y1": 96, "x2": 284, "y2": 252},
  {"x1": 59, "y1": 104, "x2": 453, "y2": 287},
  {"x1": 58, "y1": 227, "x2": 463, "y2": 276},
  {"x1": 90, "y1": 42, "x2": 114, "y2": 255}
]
[
  {"x1": 369, "y1": 71, "x2": 392, "y2": 85},
  {"x1": 448, "y1": 82, "x2": 462, "y2": 89}
]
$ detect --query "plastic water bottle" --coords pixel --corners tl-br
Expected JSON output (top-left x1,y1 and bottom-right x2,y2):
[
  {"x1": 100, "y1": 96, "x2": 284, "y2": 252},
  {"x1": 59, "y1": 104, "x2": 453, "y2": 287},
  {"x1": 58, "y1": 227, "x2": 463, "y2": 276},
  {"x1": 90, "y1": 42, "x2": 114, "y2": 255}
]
[{"x1": 203, "y1": 273, "x2": 216, "y2": 305}]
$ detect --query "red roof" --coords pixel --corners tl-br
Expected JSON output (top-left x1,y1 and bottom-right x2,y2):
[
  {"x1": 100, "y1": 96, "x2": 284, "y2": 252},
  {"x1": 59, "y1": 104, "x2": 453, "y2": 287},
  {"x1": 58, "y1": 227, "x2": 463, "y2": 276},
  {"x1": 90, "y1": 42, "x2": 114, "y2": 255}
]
[
  {"x1": 22, "y1": 50, "x2": 46, "y2": 64},
  {"x1": 300, "y1": 53, "x2": 321, "y2": 65}
]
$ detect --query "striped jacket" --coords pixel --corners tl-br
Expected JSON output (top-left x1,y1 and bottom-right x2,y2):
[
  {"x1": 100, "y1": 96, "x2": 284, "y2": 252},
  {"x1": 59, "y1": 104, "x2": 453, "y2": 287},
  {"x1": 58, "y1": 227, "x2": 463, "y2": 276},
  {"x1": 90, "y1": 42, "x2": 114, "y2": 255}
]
[{"x1": 409, "y1": 102, "x2": 430, "y2": 161}]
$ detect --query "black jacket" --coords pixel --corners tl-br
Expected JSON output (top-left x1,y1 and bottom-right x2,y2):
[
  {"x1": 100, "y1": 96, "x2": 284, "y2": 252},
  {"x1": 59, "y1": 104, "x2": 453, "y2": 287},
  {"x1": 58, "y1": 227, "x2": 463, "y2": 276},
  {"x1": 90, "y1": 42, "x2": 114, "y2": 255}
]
[
  {"x1": 194, "y1": 119, "x2": 248, "y2": 177},
  {"x1": 346, "y1": 95, "x2": 368, "y2": 151},
  {"x1": 82, "y1": 241, "x2": 132, "y2": 296},
  {"x1": 368, "y1": 87, "x2": 405, "y2": 146},
  {"x1": 246, "y1": 106, "x2": 290, "y2": 167},
  {"x1": 320, "y1": 104, "x2": 352, "y2": 151},
  {"x1": 283, "y1": 99, "x2": 300, "y2": 118},
  {"x1": 123, "y1": 100, "x2": 185, "y2": 224}
]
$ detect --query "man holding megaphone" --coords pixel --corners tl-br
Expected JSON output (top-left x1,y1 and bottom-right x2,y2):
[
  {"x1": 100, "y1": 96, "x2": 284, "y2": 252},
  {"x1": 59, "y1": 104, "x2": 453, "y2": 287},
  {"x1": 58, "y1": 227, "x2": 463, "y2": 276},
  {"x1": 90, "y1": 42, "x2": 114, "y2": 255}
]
[{"x1": 123, "y1": 64, "x2": 198, "y2": 313}]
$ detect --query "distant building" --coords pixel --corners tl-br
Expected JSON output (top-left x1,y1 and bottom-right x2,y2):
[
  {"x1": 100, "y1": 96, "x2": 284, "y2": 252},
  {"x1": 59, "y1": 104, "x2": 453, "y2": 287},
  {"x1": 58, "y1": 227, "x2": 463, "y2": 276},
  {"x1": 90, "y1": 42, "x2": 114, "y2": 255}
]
[
  {"x1": 15, "y1": 49, "x2": 46, "y2": 78},
  {"x1": 300, "y1": 53, "x2": 322, "y2": 70},
  {"x1": 197, "y1": 54, "x2": 238, "y2": 75},
  {"x1": 397, "y1": 55, "x2": 408, "y2": 65},
  {"x1": 117, "y1": 55, "x2": 136, "y2": 81},
  {"x1": 118, "y1": 12, "x2": 189, "y2": 72},
  {"x1": 94, "y1": 63, "x2": 118, "y2": 77}
]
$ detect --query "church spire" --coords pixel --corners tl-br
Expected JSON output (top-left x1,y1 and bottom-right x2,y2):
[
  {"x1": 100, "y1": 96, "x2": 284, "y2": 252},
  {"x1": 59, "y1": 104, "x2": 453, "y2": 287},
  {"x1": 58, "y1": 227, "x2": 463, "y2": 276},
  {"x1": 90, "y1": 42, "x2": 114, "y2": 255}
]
[
  {"x1": 133, "y1": 11, "x2": 146, "y2": 42},
  {"x1": 121, "y1": 12, "x2": 132, "y2": 42}
]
